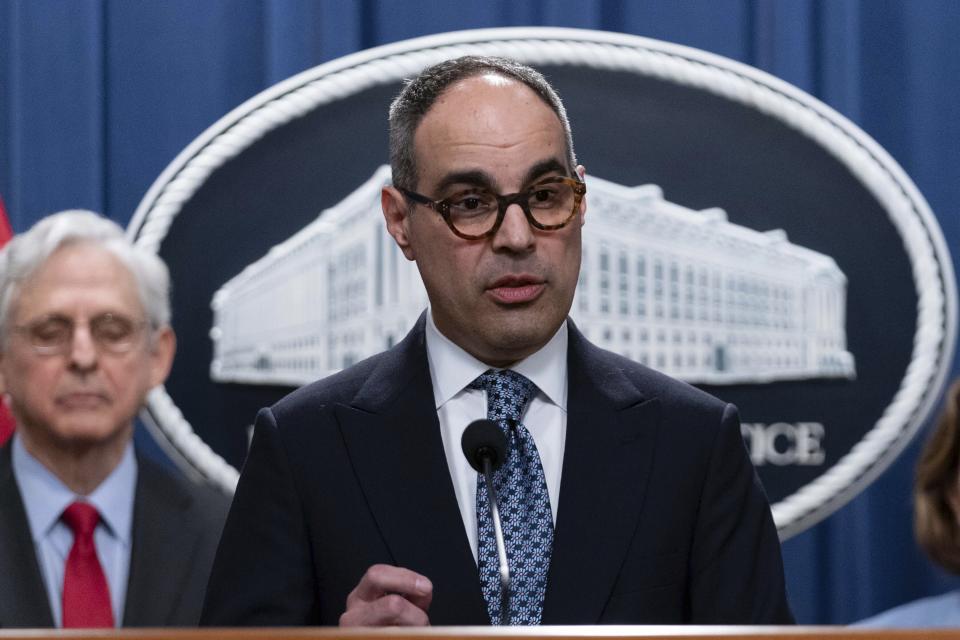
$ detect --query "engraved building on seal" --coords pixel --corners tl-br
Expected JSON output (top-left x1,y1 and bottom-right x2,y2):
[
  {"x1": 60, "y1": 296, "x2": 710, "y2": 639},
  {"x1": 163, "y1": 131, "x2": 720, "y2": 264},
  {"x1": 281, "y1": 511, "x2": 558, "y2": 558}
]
[{"x1": 209, "y1": 165, "x2": 855, "y2": 386}]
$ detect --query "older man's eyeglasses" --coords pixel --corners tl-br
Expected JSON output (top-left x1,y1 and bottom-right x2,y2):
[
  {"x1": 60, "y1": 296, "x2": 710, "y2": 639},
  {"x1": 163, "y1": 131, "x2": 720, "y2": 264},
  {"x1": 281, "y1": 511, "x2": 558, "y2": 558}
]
[
  {"x1": 398, "y1": 176, "x2": 586, "y2": 240},
  {"x1": 12, "y1": 313, "x2": 149, "y2": 356}
]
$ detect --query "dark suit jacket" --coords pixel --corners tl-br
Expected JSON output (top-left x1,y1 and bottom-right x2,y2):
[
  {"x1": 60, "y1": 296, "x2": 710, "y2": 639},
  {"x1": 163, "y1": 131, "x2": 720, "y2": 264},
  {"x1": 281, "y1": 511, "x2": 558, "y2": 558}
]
[
  {"x1": 202, "y1": 317, "x2": 793, "y2": 625},
  {"x1": 0, "y1": 444, "x2": 230, "y2": 628}
]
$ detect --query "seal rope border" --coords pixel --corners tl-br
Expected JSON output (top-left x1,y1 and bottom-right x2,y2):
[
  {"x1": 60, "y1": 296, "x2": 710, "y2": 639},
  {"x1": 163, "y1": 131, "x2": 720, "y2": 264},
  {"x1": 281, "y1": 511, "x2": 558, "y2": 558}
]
[{"x1": 129, "y1": 27, "x2": 956, "y2": 537}]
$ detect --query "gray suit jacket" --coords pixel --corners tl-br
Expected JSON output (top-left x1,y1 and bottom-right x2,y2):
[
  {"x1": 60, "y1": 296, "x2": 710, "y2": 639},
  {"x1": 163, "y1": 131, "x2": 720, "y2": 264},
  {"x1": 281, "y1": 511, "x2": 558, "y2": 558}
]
[{"x1": 0, "y1": 443, "x2": 229, "y2": 628}]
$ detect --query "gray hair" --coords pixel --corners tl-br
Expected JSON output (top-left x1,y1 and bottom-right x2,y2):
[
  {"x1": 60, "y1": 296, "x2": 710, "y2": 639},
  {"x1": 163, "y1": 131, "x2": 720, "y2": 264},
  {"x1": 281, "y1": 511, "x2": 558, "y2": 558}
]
[
  {"x1": 388, "y1": 55, "x2": 577, "y2": 191},
  {"x1": 0, "y1": 210, "x2": 171, "y2": 340}
]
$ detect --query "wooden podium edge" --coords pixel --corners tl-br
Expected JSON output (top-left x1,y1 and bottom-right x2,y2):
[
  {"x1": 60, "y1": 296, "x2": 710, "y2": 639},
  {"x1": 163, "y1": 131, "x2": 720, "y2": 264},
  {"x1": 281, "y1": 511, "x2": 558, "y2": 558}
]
[{"x1": 2, "y1": 626, "x2": 959, "y2": 640}]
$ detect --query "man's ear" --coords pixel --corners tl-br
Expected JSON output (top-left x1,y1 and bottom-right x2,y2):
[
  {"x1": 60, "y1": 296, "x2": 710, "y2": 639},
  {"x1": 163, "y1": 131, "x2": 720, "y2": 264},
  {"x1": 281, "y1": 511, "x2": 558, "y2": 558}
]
[
  {"x1": 382, "y1": 186, "x2": 417, "y2": 261},
  {"x1": 148, "y1": 326, "x2": 177, "y2": 389},
  {"x1": 576, "y1": 165, "x2": 587, "y2": 226}
]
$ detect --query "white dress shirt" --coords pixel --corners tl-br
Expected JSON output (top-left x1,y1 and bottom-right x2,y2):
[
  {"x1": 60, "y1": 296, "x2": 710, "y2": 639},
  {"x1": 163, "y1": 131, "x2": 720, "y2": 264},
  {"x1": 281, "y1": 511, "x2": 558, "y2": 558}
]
[
  {"x1": 425, "y1": 310, "x2": 568, "y2": 563},
  {"x1": 12, "y1": 434, "x2": 136, "y2": 627}
]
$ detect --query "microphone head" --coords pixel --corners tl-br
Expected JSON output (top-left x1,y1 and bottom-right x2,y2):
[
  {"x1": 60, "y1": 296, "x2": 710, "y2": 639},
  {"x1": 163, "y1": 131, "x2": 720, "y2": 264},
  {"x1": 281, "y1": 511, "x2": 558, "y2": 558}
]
[{"x1": 461, "y1": 419, "x2": 508, "y2": 473}]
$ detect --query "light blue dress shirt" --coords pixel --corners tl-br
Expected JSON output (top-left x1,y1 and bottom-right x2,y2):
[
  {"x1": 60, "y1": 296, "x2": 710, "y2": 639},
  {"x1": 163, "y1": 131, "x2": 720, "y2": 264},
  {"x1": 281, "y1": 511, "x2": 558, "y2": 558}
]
[
  {"x1": 12, "y1": 434, "x2": 137, "y2": 627},
  {"x1": 856, "y1": 590, "x2": 960, "y2": 628}
]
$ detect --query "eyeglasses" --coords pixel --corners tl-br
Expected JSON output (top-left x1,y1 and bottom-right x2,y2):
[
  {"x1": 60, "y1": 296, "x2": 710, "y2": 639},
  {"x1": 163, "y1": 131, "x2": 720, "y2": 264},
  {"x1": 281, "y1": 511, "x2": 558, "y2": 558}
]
[
  {"x1": 11, "y1": 313, "x2": 149, "y2": 356},
  {"x1": 398, "y1": 176, "x2": 586, "y2": 240}
]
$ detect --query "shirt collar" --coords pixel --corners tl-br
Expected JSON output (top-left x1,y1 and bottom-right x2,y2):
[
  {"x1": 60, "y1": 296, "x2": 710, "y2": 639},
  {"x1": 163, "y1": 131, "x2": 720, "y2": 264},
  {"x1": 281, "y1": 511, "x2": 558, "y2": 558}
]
[
  {"x1": 12, "y1": 434, "x2": 137, "y2": 545},
  {"x1": 424, "y1": 307, "x2": 568, "y2": 411}
]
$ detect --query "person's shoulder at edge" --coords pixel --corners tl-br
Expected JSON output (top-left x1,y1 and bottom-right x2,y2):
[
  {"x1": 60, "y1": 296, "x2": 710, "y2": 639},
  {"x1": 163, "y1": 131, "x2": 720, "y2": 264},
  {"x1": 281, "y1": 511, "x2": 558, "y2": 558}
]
[
  {"x1": 855, "y1": 590, "x2": 960, "y2": 628},
  {"x1": 137, "y1": 451, "x2": 231, "y2": 522}
]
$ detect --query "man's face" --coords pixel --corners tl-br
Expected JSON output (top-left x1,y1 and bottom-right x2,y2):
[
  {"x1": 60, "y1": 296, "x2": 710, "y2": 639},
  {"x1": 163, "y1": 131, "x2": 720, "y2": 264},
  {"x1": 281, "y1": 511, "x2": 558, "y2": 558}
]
[
  {"x1": 384, "y1": 74, "x2": 585, "y2": 366},
  {"x1": 0, "y1": 243, "x2": 174, "y2": 455}
]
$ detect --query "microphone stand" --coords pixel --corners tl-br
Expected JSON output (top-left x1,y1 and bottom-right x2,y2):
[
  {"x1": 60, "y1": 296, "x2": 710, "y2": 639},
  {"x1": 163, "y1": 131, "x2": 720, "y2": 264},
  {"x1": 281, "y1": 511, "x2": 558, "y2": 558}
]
[{"x1": 481, "y1": 455, "x2": 511, "y2": 625}]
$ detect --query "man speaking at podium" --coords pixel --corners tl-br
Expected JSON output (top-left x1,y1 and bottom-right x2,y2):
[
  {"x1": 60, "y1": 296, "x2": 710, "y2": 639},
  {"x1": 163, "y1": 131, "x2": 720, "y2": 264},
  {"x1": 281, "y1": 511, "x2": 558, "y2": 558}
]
[{"x1": 202, "y1": 56, "x2": 792, "y2": 626}]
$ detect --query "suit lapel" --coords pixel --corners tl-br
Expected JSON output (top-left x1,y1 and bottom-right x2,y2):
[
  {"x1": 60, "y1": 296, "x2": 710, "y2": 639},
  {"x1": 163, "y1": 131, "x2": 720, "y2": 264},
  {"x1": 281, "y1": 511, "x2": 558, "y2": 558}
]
[
  {"x1": 542, "y1": 324, "x2": 661, "y2": 624},
  {"x1": 123, "y1": 456, "x2": 196, "y2": 626},
  {"x1": 0, "y1": 444, "x2": 55, "y2": 628},
  {"x1": 336, "y1": 317, "x2": 488, "y2": 625}
]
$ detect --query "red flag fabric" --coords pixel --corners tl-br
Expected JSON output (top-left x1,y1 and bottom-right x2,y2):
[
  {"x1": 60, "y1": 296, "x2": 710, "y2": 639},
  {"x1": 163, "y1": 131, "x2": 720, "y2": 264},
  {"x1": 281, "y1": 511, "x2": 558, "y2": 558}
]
[
  {"x1": 0, "y1": 195, "x2": 11, "y2": 244},
  {"x1": 0, "y1": 195, "x2": 15, "y2": 445}
]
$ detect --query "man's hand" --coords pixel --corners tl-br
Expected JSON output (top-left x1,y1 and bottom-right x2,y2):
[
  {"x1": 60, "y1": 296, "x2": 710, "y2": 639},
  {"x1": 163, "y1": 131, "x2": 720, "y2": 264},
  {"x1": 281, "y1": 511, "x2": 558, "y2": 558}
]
[{"x1": 339, "y1": 564, "x2": 433, "y2": 626}]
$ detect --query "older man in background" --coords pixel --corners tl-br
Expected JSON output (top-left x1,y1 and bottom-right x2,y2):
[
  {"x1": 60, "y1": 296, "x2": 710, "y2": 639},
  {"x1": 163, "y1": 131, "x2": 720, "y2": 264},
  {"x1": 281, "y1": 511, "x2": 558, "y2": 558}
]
[{"x1": 0, "y1": 210, "x2": 229, "y2": 628}]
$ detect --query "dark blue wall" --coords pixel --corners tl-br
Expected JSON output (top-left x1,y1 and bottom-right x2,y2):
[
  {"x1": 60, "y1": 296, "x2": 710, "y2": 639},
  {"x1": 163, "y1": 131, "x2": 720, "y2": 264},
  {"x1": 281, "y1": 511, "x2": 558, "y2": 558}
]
[{"x1": 2, "y1": 0, "x2": 958, "y2": 624}]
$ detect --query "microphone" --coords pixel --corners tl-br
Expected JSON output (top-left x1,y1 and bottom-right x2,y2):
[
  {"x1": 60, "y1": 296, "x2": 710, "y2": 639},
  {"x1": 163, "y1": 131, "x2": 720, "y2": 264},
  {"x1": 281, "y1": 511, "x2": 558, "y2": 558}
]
[
  {"x1": 461, "y1": 419, "x2": 511, "y2": 625},
  {"x1": 461, "y1": 418, "x2": 507, "y2": 473}
]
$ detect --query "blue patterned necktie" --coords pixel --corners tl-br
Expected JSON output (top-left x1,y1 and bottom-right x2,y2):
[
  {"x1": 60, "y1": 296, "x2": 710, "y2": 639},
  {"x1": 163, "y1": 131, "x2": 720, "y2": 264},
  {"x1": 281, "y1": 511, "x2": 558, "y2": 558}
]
[{"x1": 470, "y1": 369, "x2": 553, "y2": 625}]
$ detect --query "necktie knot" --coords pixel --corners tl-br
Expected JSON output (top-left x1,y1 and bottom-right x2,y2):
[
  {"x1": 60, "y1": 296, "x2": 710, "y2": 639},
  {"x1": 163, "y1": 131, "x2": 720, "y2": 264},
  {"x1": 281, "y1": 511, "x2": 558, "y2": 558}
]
[
  {"x1": 62, "y1": 501, "x2": 100, "y2": 539},
  {"x1": 470, "y1": 369, "x2": 536, "y2": 426}
]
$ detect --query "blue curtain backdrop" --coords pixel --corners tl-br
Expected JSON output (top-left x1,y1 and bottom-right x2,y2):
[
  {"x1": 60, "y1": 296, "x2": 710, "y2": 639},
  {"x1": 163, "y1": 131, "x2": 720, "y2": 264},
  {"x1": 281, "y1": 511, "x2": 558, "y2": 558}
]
[{"x1": 2, "y1": 0, "x2": 958, "y2": 625}]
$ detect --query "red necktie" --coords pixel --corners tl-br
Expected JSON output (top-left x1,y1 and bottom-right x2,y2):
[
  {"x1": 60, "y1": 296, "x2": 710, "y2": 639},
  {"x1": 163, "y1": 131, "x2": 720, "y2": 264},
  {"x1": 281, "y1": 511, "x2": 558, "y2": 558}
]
[{"x1": 61, "y1": 502, "x2": 114, "y2": 628}]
